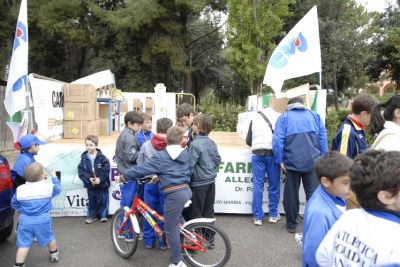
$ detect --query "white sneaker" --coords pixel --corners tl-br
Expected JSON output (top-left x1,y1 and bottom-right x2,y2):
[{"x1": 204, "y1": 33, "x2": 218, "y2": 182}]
[
  {"x1": 268, "y1": 214, "x2": 281, "y2": 223},
  {"x1": 295, "y1": 233, "x2": 303, "y2": 247},
  {"x1": 49, "y1": 251, "x2": 60, "y2": 262},
  {"x1": 168, "y1": 261, "x2": 187, "y2": 267},
  {"x1": 253, "y1": 219, "x2": 263, "y2": 226}
]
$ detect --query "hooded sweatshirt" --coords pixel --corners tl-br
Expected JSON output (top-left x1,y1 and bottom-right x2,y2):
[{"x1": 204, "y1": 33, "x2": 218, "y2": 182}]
[
  {"x1": 124, "y1": 145, "x2": 190, "y2": 191},
  {"x1": 137, "y1": 134, "x2": 168, "y2": 164}
]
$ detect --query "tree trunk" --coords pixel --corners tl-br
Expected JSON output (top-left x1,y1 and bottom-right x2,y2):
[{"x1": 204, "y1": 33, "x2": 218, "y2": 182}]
[
  {"x1": 184, "y1": 72, "x2": 193, "y2": 94},
  {"x1": 333, "y1": 69, "x2": 339, "y2": 111}
]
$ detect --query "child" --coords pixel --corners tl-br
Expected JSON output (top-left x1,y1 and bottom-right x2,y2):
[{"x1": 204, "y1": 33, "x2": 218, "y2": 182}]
[
  {"x1": 114, "y1": 111, "x2": 143, "y2": 209},
  {"x1": 331, "y1": 94, "x2": 378, "y2": 209},
  {"x1": 11, "y1": 162, "x2": 61, "y2": 267},
  {"x1": 187, "y1": 114, "x2": 221, "y2": 222},
  {"x1": 137, "y1": 117, "x2": 173, "y2": 250},
  {"x1": 122, "y1": 126, "x2": 192, "y2": 267},
  {"x1": 136, "y1": 113, "x2": 153, "y2": 148},
  {"x1": 176, "y1": 103, "x2": 195, "y2": 147},
  {"x1": 11, "y1": 134, "x2": 46, "y2": 188},
  {"x1": 316, "y1": 150, "x2": 400, "y2": 266},
  {"x1": 78, "y1": 135, "x2": 111, "y2": 224},
  {"x1": 302, "y1": 151, "x2": 353, "y2": 267},
  {"x1": 331, "y1": 94, "x2": 378, "y2": 159}
]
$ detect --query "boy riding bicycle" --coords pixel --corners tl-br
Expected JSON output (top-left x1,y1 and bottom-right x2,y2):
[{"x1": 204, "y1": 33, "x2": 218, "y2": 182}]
[{"x1": 121, "y1": 126, "x2": 192, "y2": 267}]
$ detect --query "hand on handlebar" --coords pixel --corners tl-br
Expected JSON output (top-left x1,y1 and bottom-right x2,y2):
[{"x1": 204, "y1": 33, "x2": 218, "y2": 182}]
[
  {"x1": 150, "y1": 175, "x2": 159, "y2": 184},
  {"x1": 119, "y1": 175, "x2": 127, "y2": 183}
]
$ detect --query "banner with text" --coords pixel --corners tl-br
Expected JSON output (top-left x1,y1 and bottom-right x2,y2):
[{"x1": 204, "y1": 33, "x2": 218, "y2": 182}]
[
  {"x1": 29, "y1": 74, "x2": 65, "y2": 141},
  {"x1": 35, "y1": 143, "x2": 306, "y2": 217}
]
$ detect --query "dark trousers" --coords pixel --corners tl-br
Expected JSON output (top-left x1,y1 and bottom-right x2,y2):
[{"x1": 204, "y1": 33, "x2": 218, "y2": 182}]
[
  {"x1": 283, "y1": 170, "x2": 318, "y2": 230},
  {"x1": 188, "y1": 183, "x2": 215, "y2": 220},
  {"x1": 164, "y1": 187, "x2": 192, "y2": 265},
  {"x1": 87, "y1": 188, "x2": 109, "y2": 219}
]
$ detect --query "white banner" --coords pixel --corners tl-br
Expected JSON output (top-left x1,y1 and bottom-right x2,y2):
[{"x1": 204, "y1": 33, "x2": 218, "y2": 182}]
[
  {"x1": 35, "y1": 142, "x2": 306, "y2": 217},
  {"x1": 29, "y1": 74, "x2": 65, "y2": 141},
  {"x1": 214, "y1": 149, "x2": 306, "y2": 214}
]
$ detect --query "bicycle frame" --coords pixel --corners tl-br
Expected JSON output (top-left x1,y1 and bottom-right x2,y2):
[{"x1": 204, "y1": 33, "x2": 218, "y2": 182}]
[
  {"x1": 117, "y1": 194, "x2": 164, "y2": 239},
  {"x1": 116, "y1": 188, "x2": 216, "y2": 253}
]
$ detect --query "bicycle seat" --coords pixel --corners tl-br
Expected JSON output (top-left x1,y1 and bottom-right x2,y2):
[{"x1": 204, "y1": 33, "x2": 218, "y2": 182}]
[{"x1": 184, "y1": 200, "x2": 192, "y2": 208}]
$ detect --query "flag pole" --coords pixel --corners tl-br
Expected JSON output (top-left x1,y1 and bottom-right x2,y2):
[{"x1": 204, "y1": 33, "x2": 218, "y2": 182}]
[{"x1": 319, "y1": 72, "x2": 322, "y2": 90}]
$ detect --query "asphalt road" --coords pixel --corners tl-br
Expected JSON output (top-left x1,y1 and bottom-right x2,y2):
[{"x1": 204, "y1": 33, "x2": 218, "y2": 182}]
[{"x1": 0, "y1": 214, "x2": 302, "y2": 267}]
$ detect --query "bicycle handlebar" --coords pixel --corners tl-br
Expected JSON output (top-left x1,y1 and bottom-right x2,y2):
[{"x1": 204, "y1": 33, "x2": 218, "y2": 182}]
[{"x1": 136, "y1": 175, "x2": 154, "y2": 185}]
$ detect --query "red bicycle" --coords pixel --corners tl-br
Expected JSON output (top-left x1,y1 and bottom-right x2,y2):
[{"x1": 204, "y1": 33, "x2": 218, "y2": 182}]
[{"x1": 110, "y1": 177, "x2": 231, "y2": 267}]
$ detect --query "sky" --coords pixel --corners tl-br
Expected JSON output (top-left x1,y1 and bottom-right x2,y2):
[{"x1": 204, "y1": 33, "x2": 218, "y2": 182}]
[{"x1": 356, "y1": 0, "x2": 398, "y2": 12}]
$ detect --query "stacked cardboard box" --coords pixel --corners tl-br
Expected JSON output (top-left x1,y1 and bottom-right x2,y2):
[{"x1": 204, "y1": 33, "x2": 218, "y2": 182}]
[{"x1": 63, "y1": 84, "x2": 100, "y2": 138}]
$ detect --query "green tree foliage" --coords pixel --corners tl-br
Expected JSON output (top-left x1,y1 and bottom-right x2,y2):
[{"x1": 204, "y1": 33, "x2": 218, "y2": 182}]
[
  {"x1": 225, "y1": 0, "x2": 293, "y2": 95},
  {"x1": 366, "y1": 3, "x2": 400, "y2": 91}
]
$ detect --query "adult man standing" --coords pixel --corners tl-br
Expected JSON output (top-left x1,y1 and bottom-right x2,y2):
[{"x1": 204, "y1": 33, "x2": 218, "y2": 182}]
[
  {"x1": 273, "y1": 97, "x2": 328, "y2": 233},
  {"x1": 247, "y1": 102, "x2": 282, "y2": 226}
]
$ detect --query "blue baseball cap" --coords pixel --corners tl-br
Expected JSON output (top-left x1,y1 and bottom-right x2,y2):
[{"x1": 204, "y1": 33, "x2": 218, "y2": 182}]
[{"x1": 19, "y1": 134, "x2": 46, "y2": 149}]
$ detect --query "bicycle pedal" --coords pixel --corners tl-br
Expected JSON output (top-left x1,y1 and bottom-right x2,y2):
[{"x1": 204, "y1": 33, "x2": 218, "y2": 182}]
[{"x1": 161, "y1": 232, "x2": 167, "y2": 244}]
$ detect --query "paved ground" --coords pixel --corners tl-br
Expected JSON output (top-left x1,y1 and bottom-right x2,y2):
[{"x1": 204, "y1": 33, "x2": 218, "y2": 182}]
[{"x1": 0, "y1": 214, "x2": 303, "y2": 267}]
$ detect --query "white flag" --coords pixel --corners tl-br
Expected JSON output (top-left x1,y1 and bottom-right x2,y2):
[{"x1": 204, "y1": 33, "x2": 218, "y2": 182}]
[
  {"x1": 4, "y1": 0, "x2": 28, "y2": 117},
  {"x1": 263, "y1": 6, "x2": 321, "y2": 94}
]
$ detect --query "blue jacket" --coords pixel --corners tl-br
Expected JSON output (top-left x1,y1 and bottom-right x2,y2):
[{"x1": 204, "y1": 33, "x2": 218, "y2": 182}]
[
  {"x1": 273, "y1": 104, "x2": 328, "y2": 172},
  {"x1": 302, "y1": 185, "x2": 346, "y2": 267},
  {"x1": 331, "y1": 116, "x2": 367, "y2": 159},
  {"x1": 11, "y1": 152, "x2": 36, "y2": 188},
  {"x1": 136, "y1": 129, "x2": 153, "y2": 147},
  {"x1": 123, "y1": 145, "x2": 190, "y2": 190},
  {"x1": 11, "y1": 177, "x2": 61, "y2": 224},
  {"x1": 188, "y1": 135, "x2": 221, "y2": 187},
  {"x1": 78, "y1": 149, "x2": 110, "y2": 189}
]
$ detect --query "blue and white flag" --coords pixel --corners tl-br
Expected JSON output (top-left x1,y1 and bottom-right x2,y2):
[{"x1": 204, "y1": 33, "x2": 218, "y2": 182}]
[
  {"x1": 4, "y1": 0, "x2": 28, "y2": 117},
  {"x1": 263, "y1": 6, "x2": 321, "y2": 94}
]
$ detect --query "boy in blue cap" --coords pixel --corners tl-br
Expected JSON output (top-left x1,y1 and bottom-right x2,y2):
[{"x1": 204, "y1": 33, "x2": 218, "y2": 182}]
[{"x1": 11, "y1": 134, "x2": 46, "y2": 189}]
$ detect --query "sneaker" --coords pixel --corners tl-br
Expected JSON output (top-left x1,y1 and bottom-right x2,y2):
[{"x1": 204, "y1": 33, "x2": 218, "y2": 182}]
[
  {"x1": 138, "y1": 232, "x2": 144, "y2": 240},
  {"x1": 125, "y1": 237, "x2": 135, "y2": 242},
  {"x1": 168, "y1": 261, "x2": 187, "y2": 267},
  {"x1": 85, "y1": 218, "x2": 94, "y2": 224},
  {"x1": 160, "y1": 245, "x2": 168, "y2": 250},
  {"x1": 295, "y1": 233, "x2": 303, "y2": 247},
  {"x1": 268, "y1": 214, "x2": 281, "y2": 223},
  {"x1": 100, "y1": 217, "x2": 108, "y2": 222},
  {"x1": 144, "y1": 243, "x2": 153, "y2": 249},
  {"x1": 49, "y1": 251, "x2": 60, "y2": 263},
  {"x1": 253, "y1": 219, "x2": 263, "y2": 226},
  {"x1": 286, "y1": 227, "x2": 296, "y2": 234}
]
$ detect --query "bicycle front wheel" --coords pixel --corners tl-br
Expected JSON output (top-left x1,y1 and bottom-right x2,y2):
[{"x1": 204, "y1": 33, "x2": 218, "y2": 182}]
[
  {"x1": 111, "y1": 208, "x2": 139, "y2": 258},
  {"x1": 181, "y1": 222, "x2": 231, "y2": 267}
]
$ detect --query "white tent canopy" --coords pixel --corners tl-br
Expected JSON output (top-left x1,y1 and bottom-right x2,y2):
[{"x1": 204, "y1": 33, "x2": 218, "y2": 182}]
[{"x1": 72, "y1": 69, "x2": 115, "y2": 89}]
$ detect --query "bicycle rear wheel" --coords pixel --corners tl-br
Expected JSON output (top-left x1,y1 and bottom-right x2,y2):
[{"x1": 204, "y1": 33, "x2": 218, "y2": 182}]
[
  {"x1": 181, "y1": 222, "x2": 231, "y2": 267},
  {"x1": 111, "y1": 208, "x2": 139, "y2": 258}
]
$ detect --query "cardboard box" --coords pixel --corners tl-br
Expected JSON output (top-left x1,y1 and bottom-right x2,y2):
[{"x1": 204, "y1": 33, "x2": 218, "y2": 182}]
[
  {"x1": 63, "y1": 120, "x2": 100, "y2": 139},
  {"x1": 120, "y1": 102, "x2": 128, "y2": 113},
  {"x1": 133, "y1": 99, "x2": 141, "y2": 112},
  {"x1": 100, "y1": 118, "x2": 109, "y2": 135},
  {"x1": 64, "y1": 102, "x2": 98, "y2": 121},
  {"x1": 145, "y1": 97, "x2": 153, "y2": 114},
  {"x1": 99, "y1": 103, "x2": 114, "y2": 119},
  {"x1": 63, "y1": 84, "x2": 97, "y2": 102}
]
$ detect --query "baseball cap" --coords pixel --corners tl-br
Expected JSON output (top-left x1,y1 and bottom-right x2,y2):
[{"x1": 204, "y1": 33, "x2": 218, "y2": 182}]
[{"x1": 19, "y1": 134, "x2": 46, "y2": 149}]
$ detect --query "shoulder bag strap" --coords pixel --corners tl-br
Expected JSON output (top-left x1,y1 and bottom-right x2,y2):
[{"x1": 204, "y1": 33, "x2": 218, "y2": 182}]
[{"x1": 257, "y1": 111, "x2": 274, "y2": 134}]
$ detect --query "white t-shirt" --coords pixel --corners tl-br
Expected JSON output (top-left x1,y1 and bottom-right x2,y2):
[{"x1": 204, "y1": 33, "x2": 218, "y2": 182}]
[{"x1": 316, "y1": 209, "x2": 400, "y2": 267}]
